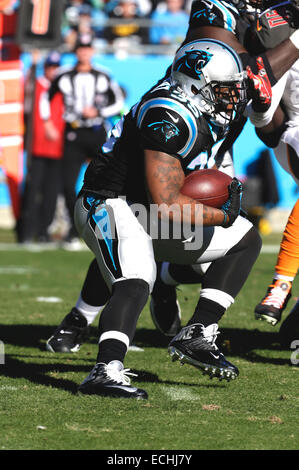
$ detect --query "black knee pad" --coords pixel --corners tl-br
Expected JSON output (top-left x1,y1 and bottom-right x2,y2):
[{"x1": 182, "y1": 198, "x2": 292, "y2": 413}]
[{"x1": 112, "y1": 278, "x2": 150, "y2": 301}]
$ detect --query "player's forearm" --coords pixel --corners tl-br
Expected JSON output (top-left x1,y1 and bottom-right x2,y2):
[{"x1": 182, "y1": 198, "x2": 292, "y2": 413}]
[
  {"x1": 152, "y1": 190, "x2": 225, "y2": 227},
  {"x1": 265, "y1": 36, "x2": 299, "y2": 80},
  {"x1": 186, "y1": 25, "x2": 299, "y2": 82},
  {"x1": 165, "y1": 198, "x2": 225, "y2": 226},
  {"x1": 146, "y1": 149, "x2": 226, "y2": 226}
]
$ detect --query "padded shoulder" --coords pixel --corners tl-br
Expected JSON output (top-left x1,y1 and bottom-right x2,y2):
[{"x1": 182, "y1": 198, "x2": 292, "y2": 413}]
[{"x1": 137, "y1": 96, "x2": 199, "y2": 159}]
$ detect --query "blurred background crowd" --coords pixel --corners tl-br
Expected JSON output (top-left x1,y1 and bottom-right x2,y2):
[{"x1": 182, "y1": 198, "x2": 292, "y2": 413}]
[{"x1": 62, "y1": 0, "x2": 191, "y2": 52}]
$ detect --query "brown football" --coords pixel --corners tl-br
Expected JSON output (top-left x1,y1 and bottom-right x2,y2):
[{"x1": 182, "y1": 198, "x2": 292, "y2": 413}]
[{"x1": 180, "y1": 169, "x2": 232, "y2": 208}]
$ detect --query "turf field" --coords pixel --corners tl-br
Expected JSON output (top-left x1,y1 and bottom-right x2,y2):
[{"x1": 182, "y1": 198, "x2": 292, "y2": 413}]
[{"x1": 0, "y1": 230, "x2": 298, "y2": 451}]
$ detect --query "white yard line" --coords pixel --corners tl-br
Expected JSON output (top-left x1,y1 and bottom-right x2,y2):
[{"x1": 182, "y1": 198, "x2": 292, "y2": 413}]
[
  {"x1": 0, "y1": 243, "x2": 278, "y2": 253},
  {"x1": 0, "y1": 266, "x2": 38, "y2": 274},
  {"x1": 163, "y1": 386, "x2": 201, "y2": 402}
]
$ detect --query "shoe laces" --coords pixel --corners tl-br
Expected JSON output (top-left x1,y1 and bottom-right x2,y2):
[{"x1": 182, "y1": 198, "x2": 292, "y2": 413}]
[
  {"x1": 201, "y1": 323, "x2": 220, "y2": 349},
  {"x1": 94, "y1": 361, "x2": 137, "y2": 386},
  {"x1": 262, "y1": 280, "x2": 291, "y2": 309}
]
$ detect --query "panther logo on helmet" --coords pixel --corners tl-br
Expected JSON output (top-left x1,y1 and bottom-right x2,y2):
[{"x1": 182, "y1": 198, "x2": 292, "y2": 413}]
[{"x1": 172, "y1": 50, "x2": 213, "y2": 80}]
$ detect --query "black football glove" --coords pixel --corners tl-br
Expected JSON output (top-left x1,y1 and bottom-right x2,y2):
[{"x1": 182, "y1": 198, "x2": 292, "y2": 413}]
[{"x1": 221, "y1": 177, "x2": 243, "y2": 228}]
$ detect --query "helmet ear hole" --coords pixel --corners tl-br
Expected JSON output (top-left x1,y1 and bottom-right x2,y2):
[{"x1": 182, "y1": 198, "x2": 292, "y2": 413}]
[{"x1": 191, "y1": 85, "x2": 199, "y2": 95}]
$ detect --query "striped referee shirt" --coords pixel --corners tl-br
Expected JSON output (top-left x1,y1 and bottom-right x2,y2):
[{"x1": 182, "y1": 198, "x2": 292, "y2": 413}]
[{"x1": 46, "y1": 64, "x2": 124, "y2": 128}]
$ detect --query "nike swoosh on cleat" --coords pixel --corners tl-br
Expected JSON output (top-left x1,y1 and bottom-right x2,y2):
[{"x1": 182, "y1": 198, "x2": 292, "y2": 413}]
[
  {"x1": 210, "y1": 353, "x2": 220, "y2": 359},
  {"x1": 107, "y1": 385, "x2": 138, "y2": 393}
]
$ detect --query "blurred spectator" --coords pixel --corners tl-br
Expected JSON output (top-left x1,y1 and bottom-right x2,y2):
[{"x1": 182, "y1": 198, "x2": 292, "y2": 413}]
[
  {"x1": 18, "y1": 51, "x2": 65, "y2": 244},
  {"x1": 44, "y1": 34, "x2": 125, "y2": 249},
  {"x1": 63, "y1": 0, "x2": 108, "y2": 42},
  {"x1": 104, "y1": 0, "x2": 152, "y2": 16},
  {"x1": 152, "y1": 0, "x2": 191, "y2": 13},
  {"x1": 63, "y1": 4, "x2": 95, "y2": 51},
  {"x1": 64, "y1": 0, "x2": 92, "y2": 26},
  {"x1": 104, "y1": 0, "x2": 149, "y2": 47},
  {"x1": 149, "y1": 0, "x2": 189, "y2": 45}
]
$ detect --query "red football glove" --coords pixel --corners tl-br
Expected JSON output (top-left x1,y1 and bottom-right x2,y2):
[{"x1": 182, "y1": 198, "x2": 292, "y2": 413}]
[{"x1": 246, "y1": 57, "x2": 272, "y2": 113}]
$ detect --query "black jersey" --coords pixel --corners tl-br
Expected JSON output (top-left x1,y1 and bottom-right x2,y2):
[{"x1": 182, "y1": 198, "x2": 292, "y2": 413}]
[
  {"x1": 188, "y1": 0, "x2": 251, "y2": 41},
  {"x1": 254, "y1": 8, "x2": 295, "y2": 51},
  {"x1": 81, "y1": 79, "x2": 230, "y2": 206}
]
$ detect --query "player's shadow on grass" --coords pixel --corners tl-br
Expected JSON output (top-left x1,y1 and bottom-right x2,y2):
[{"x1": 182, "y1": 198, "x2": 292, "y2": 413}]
[
  {"x1": 0, "y1": 323, "x2": 100, "y2": 350},
  {"x1": 0, "y1": 323, "x2": 292, "y2": 366},
  {"x1": 1, "y1": 355, "x2": 81, "y2": 394},
  {"x1": 0, "y1": 324, "x2": 222, "y2": 392},
  {"x1": 219, "y1": 327, "x2": 292, "y2": 366},
  {"x1": 1, "y1": 355, "x2": 222, "y2": 393},
  {"x1": 0, "y1": 324, "x2": 293, "y2": 393},
  {"x1": 133, "y1": 327, "x2": 292, "y2": 366}
]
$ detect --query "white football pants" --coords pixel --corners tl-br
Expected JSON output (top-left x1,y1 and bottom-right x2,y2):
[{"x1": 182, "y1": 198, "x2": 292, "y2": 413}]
[{"x1": 75, "y1": 195, "x2": 254, "y2": 294}]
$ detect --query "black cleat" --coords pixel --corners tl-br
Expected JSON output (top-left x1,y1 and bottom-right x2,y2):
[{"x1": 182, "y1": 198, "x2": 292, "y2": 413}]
[
  {"x1": 46, "y1": 308, "x2": 90, "y2": 353},
  {"x1": 168, "y1": 323, "x2": 239, "y2": 381},
  {"x1": 255, "y1": 279, "x2": 292, "y2": 326},
  {"x1": 150, "y1": 272, "x2": 181, "y2": 337},
  {"x1": 78, "y1": 360, "x2": 148, "y2": 399},
  {"x1": 279, "y1": 300, "x2": 299, "y2": 349}
]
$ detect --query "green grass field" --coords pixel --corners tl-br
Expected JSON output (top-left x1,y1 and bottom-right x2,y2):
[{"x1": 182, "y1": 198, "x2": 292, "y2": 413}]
[{"x1": 0, "y1": 230, "x2": 298, "y2": 451}]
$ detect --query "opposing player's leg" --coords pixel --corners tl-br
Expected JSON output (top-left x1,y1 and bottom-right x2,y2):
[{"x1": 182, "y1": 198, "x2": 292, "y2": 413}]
[
  {"x1": 75, "y1": 195, "x2": 156, "y2": 399},
  {"x1": 249, "y1": 60, "x2": 299, "y2": 325},
  {"x1": 154, "y1": 216, "x2": 262, "y2": 381},
  {"x1": 255, "y1": 198, "x2": 299, "y2": 325},
  {"x1": 46, "y1": 258, "x2": 109, "y2": 352},
  {"x1": 150, "y1": 261, "x2": 182, "y2": 337},
  {"x1": 279, "y1": 298, "x2": 299, "y2": 349},
  {"x1": 254, "y1": 69, "x2": 299, "y2": 324}
]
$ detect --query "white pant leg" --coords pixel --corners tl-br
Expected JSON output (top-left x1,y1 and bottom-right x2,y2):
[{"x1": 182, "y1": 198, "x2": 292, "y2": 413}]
[
  {"x1": 75, "y1": 195, "x2": 157, "y2": 292},
  {"x1": 281, "y1": 59, "x2": 299, "y2": 122},
  {"x1": 153, "y1": 215, "x2": 253, "y2": 265},
  {"x1": 274, "y1": 129, "x2": 299, "y2": 186},
  {"x1": 270, "y1": 60, "x2": 299, "y2": 185}
]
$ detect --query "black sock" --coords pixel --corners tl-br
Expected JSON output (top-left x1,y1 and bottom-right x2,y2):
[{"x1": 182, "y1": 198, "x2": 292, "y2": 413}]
[
  {"x1": 187, "y1": 297, "x2": 225, "y2": 327},
  {"x1": 97, "y1": 279, "x2": 149, "y2": 364},
  {"x1": 81, "y1": 258, "x2": 110, "y2": 306},
  {"x1": 169, "y1": 263, "x2": 203, "y2": 284},
  {"x1": 97, "y1": 338, "x2": 127, "y2": 365}
]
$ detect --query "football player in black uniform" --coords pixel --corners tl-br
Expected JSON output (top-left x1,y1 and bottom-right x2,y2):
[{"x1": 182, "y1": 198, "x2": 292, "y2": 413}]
[
  {"x1": 244, "y1": 7, "x2": 299, "y2": 332},
  {"x1": 46, "y1": 0, "x2": 299, "y2": 391},
  {"x1": 146, "y1": 0, "x2": 299, "y2": 337},
  {"x1": 142, "y1": 0, "x2": 299, "y2": 336},
  {"x1": 48, "y1": 39, "x2": 263, "y2": 399},
  {"x1": 46, "y1": 0, "x2": 276, "y2": 354}
]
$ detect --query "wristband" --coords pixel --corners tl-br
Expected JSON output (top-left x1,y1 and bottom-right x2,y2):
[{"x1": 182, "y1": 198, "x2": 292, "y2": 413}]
[
  {"x1": 248, "y1": 108, "x2": 272, "y2": 128},
  {"x1": 221, "y1": 211, "x2": 228, "y2": 227},
  {"x1": 290, "y1": 30, "x2": 299, "y2": 49}
]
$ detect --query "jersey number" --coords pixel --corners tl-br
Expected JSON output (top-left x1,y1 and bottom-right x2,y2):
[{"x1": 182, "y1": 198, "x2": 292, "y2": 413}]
[
  {"x1": 31, "y1": 0, "x2": 51, "y2": 35},
  {"x1": 266, "y1": 11, "x2": 288, "y2": 28}
]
